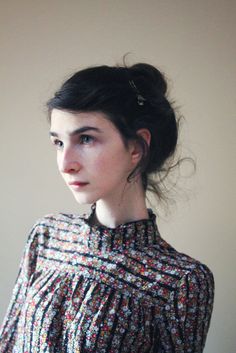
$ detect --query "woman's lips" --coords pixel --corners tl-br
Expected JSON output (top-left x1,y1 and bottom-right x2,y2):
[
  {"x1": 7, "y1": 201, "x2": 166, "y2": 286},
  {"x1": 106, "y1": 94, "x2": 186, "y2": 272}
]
[{"x1": 68, "y1": 181, "x2": 89, "y2": 188}]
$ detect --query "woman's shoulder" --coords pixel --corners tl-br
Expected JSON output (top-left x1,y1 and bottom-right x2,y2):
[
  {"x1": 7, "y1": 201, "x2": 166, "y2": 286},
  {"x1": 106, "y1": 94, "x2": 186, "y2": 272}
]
[
  {"x1": 30, "y1": 212, "x2": 88, "y2": 233},
  {"x1": 152, "y1": 234, "x2": 214, "y2": 283}
]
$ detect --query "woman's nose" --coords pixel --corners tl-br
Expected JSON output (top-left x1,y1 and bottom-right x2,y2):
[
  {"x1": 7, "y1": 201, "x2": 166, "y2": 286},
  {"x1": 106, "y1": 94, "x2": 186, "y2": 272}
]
[{"x1": 58, "y1": 150, "x2": 81, "y2": 174}]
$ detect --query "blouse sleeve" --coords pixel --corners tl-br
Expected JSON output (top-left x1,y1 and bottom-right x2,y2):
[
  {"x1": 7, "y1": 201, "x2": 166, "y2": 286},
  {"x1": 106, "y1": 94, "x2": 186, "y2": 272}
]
[
  {"x1": 159, "y1": 264, "x2": 214, "y2": 353},
  {"x1": 0, "y1": 222, "x2": 40, "y2": 352}
]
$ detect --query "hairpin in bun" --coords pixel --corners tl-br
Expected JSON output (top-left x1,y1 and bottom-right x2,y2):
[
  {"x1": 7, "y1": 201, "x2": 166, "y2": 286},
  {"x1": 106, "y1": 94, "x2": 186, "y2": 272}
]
[{"x1": 129, "y1": 80, "x2": 146, "y2": 106}]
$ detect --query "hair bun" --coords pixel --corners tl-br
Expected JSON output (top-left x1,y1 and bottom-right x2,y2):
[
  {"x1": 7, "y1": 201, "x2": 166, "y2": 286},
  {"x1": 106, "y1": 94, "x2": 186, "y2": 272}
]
[{"x1": 129, "y1": 63, "x2": 167, "y2": 96}]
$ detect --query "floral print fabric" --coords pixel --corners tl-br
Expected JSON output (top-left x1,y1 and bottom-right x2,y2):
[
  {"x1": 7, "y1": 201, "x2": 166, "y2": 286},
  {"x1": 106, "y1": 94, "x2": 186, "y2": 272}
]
[{"x1": 0, "y1": 206, "x2": 214, "y2": 352}]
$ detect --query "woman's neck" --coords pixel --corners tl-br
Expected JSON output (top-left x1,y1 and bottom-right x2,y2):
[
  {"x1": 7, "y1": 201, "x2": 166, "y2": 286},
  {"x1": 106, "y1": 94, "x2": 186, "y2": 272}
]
[{"x1": 91, "y1": 181, "x2": 149, "y2": 229}]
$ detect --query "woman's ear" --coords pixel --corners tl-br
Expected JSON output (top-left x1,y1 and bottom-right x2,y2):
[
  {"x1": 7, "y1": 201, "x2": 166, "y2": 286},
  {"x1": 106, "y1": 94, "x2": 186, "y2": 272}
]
[
  {"x1": 129, "y1": 128, "x2": 151, "y2": 164},
  {"x1": 137, "y1": 128, "x2": 151, "y2": 147}
]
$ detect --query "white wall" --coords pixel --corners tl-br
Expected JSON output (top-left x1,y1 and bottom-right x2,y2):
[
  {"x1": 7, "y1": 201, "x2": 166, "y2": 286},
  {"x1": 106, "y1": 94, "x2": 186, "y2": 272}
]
[{"x1": 0, "y1": 1, "x2": 235, "y2": 352}]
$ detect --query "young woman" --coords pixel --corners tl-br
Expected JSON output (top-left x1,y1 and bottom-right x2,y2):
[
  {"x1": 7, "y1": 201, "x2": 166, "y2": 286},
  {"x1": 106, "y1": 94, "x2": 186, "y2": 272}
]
[{"x1": 0, "y1": 63, "x2": 214, "y2": 352}]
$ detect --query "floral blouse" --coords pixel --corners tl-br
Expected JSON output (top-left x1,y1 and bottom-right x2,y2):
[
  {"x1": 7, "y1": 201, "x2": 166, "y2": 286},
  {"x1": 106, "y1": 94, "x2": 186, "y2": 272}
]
[{"x1": 0, "y1": 205, "x2": 214, "y2": 352}]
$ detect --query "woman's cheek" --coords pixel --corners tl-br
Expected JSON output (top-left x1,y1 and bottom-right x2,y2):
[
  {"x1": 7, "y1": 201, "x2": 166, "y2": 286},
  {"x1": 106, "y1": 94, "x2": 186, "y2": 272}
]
[{"x1": 90, "y1": 150, "x2": 109, "y2": 170}]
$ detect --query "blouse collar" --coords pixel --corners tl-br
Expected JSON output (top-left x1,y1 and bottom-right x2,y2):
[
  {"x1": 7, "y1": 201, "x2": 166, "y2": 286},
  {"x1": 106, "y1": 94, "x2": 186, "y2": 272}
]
[{"x1": 79, "y1": 203, "x2": 161, "y2": 251}]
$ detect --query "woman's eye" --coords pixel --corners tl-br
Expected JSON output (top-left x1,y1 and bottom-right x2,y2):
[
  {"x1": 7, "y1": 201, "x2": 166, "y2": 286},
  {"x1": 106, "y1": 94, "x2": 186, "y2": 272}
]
[
  {"x1": 52, "y1": 139, "x2": 63, "y2": 148},
  {"x1": 79, "y1": 135, "x2": 95, "y2": 145}
]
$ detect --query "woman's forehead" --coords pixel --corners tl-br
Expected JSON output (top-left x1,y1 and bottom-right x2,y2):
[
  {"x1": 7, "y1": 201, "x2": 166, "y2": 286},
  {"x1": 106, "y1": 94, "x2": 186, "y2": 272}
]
[{"x1": 50, "y1": 109, "x2": 119, "y2": 137}]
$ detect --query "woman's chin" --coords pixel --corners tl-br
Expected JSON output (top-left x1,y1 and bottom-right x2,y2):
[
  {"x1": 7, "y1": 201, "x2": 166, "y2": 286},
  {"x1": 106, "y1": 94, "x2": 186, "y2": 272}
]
[{"x1": 72, "y1": 193, "x2": 98, "y2": 206}]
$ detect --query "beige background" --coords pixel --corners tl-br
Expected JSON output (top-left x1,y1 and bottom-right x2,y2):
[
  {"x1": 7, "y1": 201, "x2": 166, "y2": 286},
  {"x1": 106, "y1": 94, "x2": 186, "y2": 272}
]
[{"x1": 0, "y1": 1, "x2": 235, "y2": 352}]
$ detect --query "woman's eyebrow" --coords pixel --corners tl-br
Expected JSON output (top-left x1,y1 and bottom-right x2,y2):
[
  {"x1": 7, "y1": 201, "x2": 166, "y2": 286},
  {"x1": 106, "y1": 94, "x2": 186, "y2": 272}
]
[{"x1": 49, "y1": 126, "x2": 103, "y2": 137}]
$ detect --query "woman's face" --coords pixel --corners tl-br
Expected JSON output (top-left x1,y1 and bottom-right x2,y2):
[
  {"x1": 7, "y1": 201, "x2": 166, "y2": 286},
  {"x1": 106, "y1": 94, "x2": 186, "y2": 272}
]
[{"x1": 50, "y1": 109, "x2": 140, "y2": 205}]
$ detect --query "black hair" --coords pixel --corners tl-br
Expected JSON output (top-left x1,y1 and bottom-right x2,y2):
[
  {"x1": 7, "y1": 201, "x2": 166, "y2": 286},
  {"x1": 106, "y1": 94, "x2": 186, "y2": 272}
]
[{"x1": 47, "y1": 62, "x2": 195, "y2": 210}]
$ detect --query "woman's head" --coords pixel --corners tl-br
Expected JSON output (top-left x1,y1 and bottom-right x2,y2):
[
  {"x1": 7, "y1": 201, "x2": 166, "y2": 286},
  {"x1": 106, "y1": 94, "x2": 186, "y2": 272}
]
[{"x1": 47, "y1": 62, "x2": 181, "y2": 205}]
